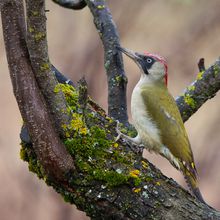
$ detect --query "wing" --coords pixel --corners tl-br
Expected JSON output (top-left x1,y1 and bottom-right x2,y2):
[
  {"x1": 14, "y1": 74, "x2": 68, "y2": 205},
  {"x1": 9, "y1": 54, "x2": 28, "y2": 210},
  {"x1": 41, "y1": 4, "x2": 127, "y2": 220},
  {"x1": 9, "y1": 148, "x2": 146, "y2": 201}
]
[{"x1": 141, "y1": 85, "x2": 194, "y2": 165}]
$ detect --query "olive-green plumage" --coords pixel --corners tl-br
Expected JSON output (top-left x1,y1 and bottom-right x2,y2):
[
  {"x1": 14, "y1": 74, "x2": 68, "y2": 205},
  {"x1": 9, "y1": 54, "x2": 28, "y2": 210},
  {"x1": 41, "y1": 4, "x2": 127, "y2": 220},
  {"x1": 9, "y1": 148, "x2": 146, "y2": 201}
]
[
  {"x1": 141, "y1": 82, "x2": 201, "y2": 198},
  {"x1": 141, "y1": 83, "x2": 193, "y2": 169}
]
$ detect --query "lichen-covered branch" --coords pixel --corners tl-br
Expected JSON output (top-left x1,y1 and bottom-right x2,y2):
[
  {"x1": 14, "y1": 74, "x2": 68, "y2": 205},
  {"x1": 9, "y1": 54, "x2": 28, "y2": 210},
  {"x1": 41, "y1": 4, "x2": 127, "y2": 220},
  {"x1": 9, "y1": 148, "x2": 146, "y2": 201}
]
[
  {"x1": 2, "y1": 0, "x2": 220, "y2": 219},
  {"x1": 19, "y1": 83, "x2": 220, "y2": 219},
  {"x1": 52, "y1": 0, "x2": 87, "y2": 10},
  {"x1": 25, "y1": 0, "x2": 71, "y2": 137},
  {"x1": 85, "y1": 0, "x2": 129, "y2": 125},
  {"x1": 176, "y1": 59, "x2": 220, "y2": 122},
  {"x1": 1, "y1": 0, "x2": 74, "y2": 181}
]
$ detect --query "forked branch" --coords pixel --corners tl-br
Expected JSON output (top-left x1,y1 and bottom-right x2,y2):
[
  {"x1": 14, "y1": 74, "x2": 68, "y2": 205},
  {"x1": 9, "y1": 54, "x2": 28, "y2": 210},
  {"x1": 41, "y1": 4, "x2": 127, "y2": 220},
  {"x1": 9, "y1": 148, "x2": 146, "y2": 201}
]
[{"x1": 1, "y1": 0, "x2": 74, "y2": 181}]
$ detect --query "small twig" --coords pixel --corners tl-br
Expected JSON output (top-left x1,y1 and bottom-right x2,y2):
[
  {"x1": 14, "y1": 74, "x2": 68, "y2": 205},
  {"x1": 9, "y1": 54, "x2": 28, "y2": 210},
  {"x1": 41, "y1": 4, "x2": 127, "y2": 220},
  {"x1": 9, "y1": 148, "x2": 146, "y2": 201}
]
[
  {"x1": 52, "y1": 0, "x2": 87, "y2": 10},
  {"x1": 85, "y1": 0, "x2": 129, "y2": 125},
  {"x1": 198, "y1": 58, "x2": 206, "y2": 72},
  {"x1": 176, "y1": 59, "x2": 220, "y2": 122},
  {"x1": 51, "y1": 65, "x2": 75, "y2": 86}
]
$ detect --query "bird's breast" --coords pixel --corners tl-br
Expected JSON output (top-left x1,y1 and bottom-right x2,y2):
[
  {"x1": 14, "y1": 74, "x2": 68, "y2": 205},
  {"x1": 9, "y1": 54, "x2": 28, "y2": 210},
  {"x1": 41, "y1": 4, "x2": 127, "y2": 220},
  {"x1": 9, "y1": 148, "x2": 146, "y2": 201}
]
[{"x1": 131, "y1": 85, "x2": 162, "y2": 150}]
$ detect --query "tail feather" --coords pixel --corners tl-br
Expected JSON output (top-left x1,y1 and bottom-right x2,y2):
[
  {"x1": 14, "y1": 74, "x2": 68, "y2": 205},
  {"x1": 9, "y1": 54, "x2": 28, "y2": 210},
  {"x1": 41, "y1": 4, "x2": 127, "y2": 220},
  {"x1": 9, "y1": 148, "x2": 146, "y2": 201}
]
[{"x1": 183, "y1": 171, "x2": 206, "y2": 204}]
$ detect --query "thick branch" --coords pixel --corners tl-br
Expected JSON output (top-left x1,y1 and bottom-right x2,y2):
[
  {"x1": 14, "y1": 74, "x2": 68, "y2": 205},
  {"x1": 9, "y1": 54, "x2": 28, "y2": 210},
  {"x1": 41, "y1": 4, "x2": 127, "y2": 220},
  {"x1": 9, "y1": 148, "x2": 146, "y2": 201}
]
[
  {"x1": 52, "y1": 0, "x2": 87, "y2": 10},
  {"x1": 1, "y1": 0, "x2": 74, "y2": 181},
  {"x1": 85, "y1": 0, "x2": 129, "y2": 125},
  {"x1": 3, "y1": 0, "x2": 220, "y2": 218},
  {"x1": 20, "y1": 94, "x2": 220, "y2": 219},
  {"x1": 176, "y1": 59, "x2": 220, "y2": 122},
  {"x1": 25, "y1": 0, "x2": 71, "y2": 137}
]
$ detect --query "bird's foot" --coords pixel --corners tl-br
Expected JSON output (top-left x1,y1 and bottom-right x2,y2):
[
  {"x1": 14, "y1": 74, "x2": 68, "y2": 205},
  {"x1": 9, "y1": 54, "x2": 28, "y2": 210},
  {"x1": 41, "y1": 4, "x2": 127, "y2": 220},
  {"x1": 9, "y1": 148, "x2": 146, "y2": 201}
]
[{"x1": 115, "y1": 120, "x2": 144, "y2": 154}]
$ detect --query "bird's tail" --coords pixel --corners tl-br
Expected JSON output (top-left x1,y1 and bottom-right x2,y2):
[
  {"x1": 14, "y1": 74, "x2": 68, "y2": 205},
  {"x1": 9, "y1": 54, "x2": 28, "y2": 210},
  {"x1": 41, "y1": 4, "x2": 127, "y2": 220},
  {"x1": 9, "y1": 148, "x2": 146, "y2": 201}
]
[{"x1": 183, "y1": 168, "x2": 206, "y2": 204}]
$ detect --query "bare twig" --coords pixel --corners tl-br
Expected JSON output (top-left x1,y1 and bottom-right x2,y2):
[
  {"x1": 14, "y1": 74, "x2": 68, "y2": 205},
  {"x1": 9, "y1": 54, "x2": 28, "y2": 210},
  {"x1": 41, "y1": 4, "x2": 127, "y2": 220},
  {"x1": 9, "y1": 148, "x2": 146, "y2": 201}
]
[
  {"x1": 52, "y1": 0, "x2": 87, "y2": 10},
  {"x1": 176, "y1": 59, "x2": 220, "y2": 122},
  {"x1": 85, "y1": 0, "x2": 129, "y2": 125},
  {"x1": 51, "y1": 65, "x2": 75, "y2": 86},
  {"x1": 25, "y1": 0, "x2": 72, "y2": 137},
  {"x1": 1, "y1": 0, "x2": 74, "y2": 181},
  {"x1": 198, "y1": 58, "x2": 206, "y2": 72}
]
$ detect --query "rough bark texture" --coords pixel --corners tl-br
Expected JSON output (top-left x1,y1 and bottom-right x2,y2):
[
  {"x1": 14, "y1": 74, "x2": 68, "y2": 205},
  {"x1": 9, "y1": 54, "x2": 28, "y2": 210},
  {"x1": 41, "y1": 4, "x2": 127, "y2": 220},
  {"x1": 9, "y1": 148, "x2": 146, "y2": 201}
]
[
  {"x1": 176, "y1": 59, "x2": 220, "y2": 122},
  {"x1": 85, "y1": 0, "x2": 129, "y2": 125},
  {"x1": 26, "y1": 0, "x2": 72, "y2": 137},
  {"x1": 20, "y1": 98, "x2": 220, "y2": 220},
  {"x1": 1, "y1": 0, "x2": 220, "y2": 219},
  {"x1": 1, "y1": 0, "x2": 74, "y2": 182}
]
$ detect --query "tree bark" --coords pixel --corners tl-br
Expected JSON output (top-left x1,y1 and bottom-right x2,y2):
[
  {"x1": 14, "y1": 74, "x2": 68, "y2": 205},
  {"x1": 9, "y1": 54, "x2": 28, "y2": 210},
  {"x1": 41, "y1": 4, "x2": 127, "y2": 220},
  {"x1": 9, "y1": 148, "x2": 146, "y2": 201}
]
[
  {"x1": 1, "y1": 0, "x2": 74, "y2": 182},
  {"x1": 25, "y1": 0, "x2": 72, "y2": 137},
  {"x1": 176, "y1": 59, "x2": 220, "y2": 122},
  {"x1": 85, "y1": 0, "x2": 129, "y2": 125},
  {"x1": 1, "y1": 0, "x2": 220, "y2": 219}
]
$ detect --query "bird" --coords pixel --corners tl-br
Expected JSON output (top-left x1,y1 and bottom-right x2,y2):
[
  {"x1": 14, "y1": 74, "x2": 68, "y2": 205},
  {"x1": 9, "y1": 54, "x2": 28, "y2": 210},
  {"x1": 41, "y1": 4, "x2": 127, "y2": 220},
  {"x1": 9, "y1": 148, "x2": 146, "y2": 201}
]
[{"x1": 116, "y1": 46, "x2": 205, "y2": 204}]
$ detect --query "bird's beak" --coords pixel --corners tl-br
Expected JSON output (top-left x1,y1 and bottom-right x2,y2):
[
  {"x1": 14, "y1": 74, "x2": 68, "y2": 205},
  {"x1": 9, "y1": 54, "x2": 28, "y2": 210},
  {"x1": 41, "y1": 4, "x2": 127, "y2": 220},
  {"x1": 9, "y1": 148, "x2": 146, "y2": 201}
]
[{"x1": 117, "y1": 46, "x2": 140, "y2": 62}]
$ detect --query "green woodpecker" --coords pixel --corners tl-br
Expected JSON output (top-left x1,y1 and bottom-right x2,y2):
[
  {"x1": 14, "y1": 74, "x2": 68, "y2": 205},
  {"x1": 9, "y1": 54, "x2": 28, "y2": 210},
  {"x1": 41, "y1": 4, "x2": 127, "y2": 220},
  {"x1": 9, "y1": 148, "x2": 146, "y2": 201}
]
[{"x1": 117, "y1": 46, "x2": 205, "y2": 203}]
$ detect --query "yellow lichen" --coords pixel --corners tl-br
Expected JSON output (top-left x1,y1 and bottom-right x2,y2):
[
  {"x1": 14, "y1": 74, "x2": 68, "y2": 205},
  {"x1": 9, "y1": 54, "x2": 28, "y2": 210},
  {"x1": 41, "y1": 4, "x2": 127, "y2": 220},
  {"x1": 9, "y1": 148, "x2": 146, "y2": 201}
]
[
  {"x1": 184, "y1": 94, "x2": 196, "y2": 108},
  {"x1": 31, "y1": 11, "x2": 39, "y2": 16},
  {"x1": 213, "y1": 64, "x2": 220, "y2": 76},
  {"x1": 156, "y1": 181, "x2": 160, "y2": 186},
  {"x1": 113, "y1": 143, "x2": 119, "y2": 148},
  {"x1": 141, "y1": 161, "x2": 148, "y2": 169},
  {"x1": 187, "y1": 85, "x2": 195, "y2": 91},
  {"x1": 79, "y1": 127, "x2": 88, "y2": 135},
  {"x1": 196, "y1": 71, "x2": 204, "y2": 80},
  {"x1": 40, "y1": 63, "x2": 50, "y2": 71},
  {"x1": 97, "y1": 5, "x2": 105, "y2": 9},
  {"x1": 29, "y1": 27, "x2": 35, "y2": 33},
  {"x1": 133, "y1": 188, "x2": 141, "y2": 193},
  {"x1": 129, "y1": 169, "x2": 140, "y2": 178},
  {"x1": 34, "y1": 32, "x2": 46, "y2": 42}
]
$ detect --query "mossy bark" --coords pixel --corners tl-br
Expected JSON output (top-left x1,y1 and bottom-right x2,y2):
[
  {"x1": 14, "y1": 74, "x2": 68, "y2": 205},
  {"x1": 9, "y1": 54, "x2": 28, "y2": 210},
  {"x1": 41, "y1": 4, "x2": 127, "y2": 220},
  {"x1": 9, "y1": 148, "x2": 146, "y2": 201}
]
[
  {"x1": 176, "y1": 61, "x2": 220, "y2": 122},
  {"x1": 25, "y1": 0, "x2": 72, "y2": 137},
  {"x1": 20, "y1": 83, "x2": 220, "y2": 219},
  {"x1": 1, "y1": 0, "x2": 220, "y2": 219}
]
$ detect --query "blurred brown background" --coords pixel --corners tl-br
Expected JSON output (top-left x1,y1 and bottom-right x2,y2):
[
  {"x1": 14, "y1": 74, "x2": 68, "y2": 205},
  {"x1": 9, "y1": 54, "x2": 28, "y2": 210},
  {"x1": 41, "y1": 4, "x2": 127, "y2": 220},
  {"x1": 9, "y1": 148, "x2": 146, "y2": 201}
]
[{"x1": 1, "y1": 1, "x2": 220, "y2": 219}]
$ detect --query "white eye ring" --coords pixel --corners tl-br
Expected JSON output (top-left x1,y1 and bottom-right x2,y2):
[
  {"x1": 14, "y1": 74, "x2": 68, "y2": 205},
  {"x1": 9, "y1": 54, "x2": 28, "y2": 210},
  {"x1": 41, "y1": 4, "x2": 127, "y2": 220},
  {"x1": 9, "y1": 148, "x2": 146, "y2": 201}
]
[{"x1": 147, "y1": 58, "x2": 152, "y2": 63}]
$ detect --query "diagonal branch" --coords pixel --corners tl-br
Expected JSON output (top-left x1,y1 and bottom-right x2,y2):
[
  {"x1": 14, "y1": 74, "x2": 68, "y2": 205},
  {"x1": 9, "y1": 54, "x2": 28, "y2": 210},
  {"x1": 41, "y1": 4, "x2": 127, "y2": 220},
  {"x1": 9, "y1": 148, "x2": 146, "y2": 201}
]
[
  {"x1": 25, "y1": 0, "x2": 71, "y2": 137},
  {"x1": 52, "y1": 0, "x2": 87, "y2": 10},
  {"x1": 1, "y1": 0, "x2": 74, "y2": 181},
  {"x1": 85, "y1": 0, "x2": 129, "y2": 125},
  {"x1": 176, "y1": 59, "x2": 220, "y2": 122}
]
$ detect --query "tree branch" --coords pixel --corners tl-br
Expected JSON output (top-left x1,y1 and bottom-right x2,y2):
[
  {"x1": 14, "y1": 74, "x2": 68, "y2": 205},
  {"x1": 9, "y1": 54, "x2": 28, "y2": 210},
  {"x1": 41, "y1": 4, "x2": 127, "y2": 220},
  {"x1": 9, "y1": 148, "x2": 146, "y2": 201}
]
[
  {"x1": 176, "y1": 59, "x2": 220, "y2": 122},
  {"x1": 19, "y1": 87, "x2": 220, "y2": 219},
  {"x1": 51, "y1": 65, "x2": 75, "y2": 86},
  {"x1": 52, "y1": 0, "x2": 87, "y2": 10},
  {"x1": 85, "y1": 0, "x2": 129, "y2": 125},
  {"x1": 25, "y1": 0, "x2": 72, "y2": 137},
  {"x1": 2, "y1": 0, "x2": 220, "y2": 219},
  {"x1": 1, "y1": 0, "x2": 74, "y2": 182}
]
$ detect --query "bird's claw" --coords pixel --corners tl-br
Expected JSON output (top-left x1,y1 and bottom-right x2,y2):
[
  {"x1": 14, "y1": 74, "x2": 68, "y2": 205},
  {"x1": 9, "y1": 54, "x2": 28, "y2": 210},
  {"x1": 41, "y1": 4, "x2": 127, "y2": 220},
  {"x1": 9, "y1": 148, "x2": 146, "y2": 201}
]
[{"x1": 115, "y1": 120, "x2": 122, "y2": 142}]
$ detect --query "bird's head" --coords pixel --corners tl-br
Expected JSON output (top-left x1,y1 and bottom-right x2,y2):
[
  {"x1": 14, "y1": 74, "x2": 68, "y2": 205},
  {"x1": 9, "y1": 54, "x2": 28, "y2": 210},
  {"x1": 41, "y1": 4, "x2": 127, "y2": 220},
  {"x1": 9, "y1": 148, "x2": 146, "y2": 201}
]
[{"x1": 118, "y1": 47, "x2": 168, "y2": 85}]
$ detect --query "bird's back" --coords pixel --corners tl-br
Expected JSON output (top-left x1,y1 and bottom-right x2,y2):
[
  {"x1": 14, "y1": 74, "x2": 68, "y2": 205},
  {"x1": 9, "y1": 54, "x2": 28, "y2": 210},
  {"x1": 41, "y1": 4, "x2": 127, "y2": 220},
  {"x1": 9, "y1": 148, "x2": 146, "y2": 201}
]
[{"x1": 140, "y1": 84, "x2": 195, "y2": 172}]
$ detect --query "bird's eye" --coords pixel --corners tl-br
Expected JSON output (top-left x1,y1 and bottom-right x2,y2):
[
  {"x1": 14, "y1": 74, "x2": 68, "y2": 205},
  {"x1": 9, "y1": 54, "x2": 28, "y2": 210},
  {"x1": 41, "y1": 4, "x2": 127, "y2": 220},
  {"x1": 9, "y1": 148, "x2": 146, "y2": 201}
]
[{"x1": 146, "y1": 58, "x2": 153, "y2": 63}]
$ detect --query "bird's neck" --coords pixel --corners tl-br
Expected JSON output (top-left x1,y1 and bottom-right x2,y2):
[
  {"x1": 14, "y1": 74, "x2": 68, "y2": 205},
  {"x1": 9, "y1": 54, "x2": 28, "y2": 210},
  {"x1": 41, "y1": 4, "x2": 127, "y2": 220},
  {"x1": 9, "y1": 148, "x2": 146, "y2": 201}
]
[{"x1": 136, "y1": 74, "x2": 166, "y2": 89}]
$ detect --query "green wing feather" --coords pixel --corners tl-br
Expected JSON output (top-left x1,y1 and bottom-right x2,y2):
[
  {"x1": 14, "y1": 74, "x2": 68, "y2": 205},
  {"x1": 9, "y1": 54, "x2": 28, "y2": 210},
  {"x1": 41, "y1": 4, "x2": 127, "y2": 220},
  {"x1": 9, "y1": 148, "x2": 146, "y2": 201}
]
[
  {"x1": 141, "y1": 84, "x2": 206, "y2": 203},
  {"x1": 141, "y1": 85, "x2": 194, "y2": 166}
]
